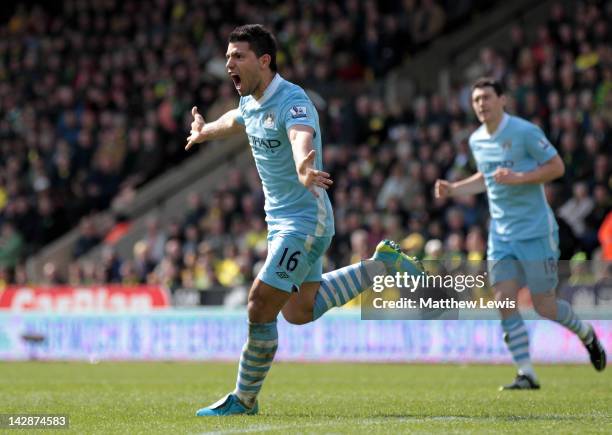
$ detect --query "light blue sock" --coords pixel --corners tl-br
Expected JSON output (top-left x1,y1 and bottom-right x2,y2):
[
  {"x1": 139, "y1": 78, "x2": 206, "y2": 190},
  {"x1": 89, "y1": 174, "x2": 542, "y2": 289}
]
[
  {"x1": 555, "y1": 300, "x2": 591, "y2": 343},
  {"x1": 501, "y1": 313, "x2": 535, "y2": 378},
  {"x1": 313, "y1": 260, "x2": 384, "y2": 320},
  {"x1": 233, "y1": 321, "x2": 278, "y2": 408}
]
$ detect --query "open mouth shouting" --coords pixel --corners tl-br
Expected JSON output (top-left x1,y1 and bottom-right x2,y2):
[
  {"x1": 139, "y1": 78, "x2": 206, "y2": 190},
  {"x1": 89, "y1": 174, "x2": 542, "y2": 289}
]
[{"x1": 230, "y1": 73, "x2": 242, "y2": 92}]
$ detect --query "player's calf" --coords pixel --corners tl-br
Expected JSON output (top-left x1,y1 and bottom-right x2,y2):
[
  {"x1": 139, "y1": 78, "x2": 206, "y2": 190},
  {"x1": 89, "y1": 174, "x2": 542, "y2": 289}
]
[
  {"x1": 311, "y1": 260, "x2": 382, "y2": 321},
  {"x1": 500, "y1": 312, "x2": 538, "y2": 385},
  {"x1": 311, "y1": 240, "x2": 423, "y2": 321},
  {"x1": 195, "y1": 280, "x2": 288, "y2": 416},
  {"x1": 195, "y1": 320, "x2": 278, "y2": 417},
  {"x1": 551, "y1": 299, "x2": 606, "y2": 370}
]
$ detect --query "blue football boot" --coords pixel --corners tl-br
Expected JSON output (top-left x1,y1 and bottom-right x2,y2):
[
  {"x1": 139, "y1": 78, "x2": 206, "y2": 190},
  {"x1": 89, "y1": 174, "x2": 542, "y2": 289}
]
[{"x1": 195, "y1": 394, "x2": 258, "y2": 417}]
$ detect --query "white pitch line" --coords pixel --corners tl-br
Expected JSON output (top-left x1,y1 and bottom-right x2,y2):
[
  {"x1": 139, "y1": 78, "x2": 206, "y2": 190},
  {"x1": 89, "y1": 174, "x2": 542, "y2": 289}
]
[
  {"x1": 200, "y1": 422, "x2": 332, "y2": 435},
  {"x1": 198, "y1": 416, "x2": 478, "y2": 435},
  {"x1": 197, "y1": 413, "x2": 591, "y2": 435}
]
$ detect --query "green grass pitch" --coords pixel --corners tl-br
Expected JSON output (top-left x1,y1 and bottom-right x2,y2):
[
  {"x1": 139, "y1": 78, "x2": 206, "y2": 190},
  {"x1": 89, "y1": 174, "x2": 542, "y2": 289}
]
[{"x1": 1, "y1": 362, "x2": 610, "y2": 434}]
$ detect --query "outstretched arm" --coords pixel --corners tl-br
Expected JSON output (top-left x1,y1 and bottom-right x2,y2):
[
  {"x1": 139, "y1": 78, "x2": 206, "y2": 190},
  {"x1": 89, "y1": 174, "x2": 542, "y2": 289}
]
[
  {"x1": 185, "y1": 106, "x2": 245, "y2": 150},
  {"x1": 289, "y1": 125, "x2": 333, "y2": 198},
  {"x1": 435, "y1": 172, "x2": 486, "y2": 199}
]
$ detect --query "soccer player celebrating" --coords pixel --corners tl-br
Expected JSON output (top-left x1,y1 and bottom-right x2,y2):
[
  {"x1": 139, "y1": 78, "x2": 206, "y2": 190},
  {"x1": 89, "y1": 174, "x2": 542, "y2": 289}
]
[
  {"x1": 186, "y1": 24, "x2": 421, "y2": 415},
  {"x1": 435, "y1": 78, "x2": 606, "y2": 389}
]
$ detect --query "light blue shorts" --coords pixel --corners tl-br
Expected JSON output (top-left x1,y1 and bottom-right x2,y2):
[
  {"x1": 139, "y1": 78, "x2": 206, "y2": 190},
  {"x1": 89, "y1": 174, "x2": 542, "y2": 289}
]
[
  {"x1": 487, "y1": 232, "x2": 560, "y2": 294},
  {"x1": 257, "y1": 231, "x2": 333, "y2": 293}
]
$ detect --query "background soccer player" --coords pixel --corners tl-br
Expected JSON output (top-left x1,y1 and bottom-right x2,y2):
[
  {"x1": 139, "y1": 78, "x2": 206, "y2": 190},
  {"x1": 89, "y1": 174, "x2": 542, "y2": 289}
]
[
  {"x1": 186, "y1": 24, "x2": 420, "y2": 415},
  {"x1": 435, "y1": 78, "x2": 606, "y2": 389}
]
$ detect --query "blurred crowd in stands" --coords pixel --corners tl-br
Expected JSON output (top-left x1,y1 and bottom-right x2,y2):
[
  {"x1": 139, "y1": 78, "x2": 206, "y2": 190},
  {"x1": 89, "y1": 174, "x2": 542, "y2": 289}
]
[
  {"x1": 0, "y1": 1, "x2": 609, "y2": 296},
  {"x1": 0, "y1": 0, "x2": 480, "y2": 274}
]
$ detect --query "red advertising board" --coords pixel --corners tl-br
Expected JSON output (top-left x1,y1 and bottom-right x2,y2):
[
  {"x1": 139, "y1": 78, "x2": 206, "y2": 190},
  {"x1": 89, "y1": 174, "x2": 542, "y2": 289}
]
[{"x1": 0, "y1": 286, "x2": 170, "y2": 312}]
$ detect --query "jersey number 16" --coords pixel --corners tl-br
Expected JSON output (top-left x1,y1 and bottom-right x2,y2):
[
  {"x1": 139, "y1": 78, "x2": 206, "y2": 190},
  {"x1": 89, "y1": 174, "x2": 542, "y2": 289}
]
[{"x1": 278, "y1": 248, "x2": 301, "y2": 272}]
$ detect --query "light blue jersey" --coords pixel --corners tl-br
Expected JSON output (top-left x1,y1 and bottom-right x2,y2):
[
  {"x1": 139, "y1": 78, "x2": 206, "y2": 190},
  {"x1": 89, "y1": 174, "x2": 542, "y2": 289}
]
[
  {"x1": 469, "y1": 113, "x2": 558, "y2": 242},
  {"x1": 236, "y1": 74, "x2": 334, "y2": 237}
]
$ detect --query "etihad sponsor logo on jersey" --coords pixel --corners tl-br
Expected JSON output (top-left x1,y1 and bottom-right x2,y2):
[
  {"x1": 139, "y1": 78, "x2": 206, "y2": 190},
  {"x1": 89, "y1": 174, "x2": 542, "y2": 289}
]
[
  {"x1": 289, "y1": 105, "x2": 307, "y2": 119},
  {"x1": 471, "y1": 142, "x2": 498, "y2": 150},
  {"x1": 481, "y1": 160, "x2": 514, "y2": 172},
  {"x1": 248, "y1": 134, "x2": 282, "y2": 152}
]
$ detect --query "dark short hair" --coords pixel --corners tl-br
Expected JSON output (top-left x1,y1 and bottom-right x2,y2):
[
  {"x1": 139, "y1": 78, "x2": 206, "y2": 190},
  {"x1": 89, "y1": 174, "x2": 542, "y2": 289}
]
[
  {"x1": 228, "y1": 24, "x2": 277, "y2": 72},
  {"x1": 471, "y1": 77, "x2": 504, "y2": 96}
]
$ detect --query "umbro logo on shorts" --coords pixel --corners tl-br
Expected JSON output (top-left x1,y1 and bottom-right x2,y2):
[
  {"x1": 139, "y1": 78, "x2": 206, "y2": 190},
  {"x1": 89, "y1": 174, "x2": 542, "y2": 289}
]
[{"x1": 276, "y1": 271, "x2": 290, "y2": 279}]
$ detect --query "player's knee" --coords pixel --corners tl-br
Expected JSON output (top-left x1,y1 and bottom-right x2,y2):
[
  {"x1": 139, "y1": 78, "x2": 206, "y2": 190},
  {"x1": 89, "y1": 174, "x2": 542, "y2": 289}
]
[
  {"x1": 531, "y1": 291, "x2": 557, "y2": 319},
  {"x1": 494, "y1": 288, "x2": 515, "y2": 302},
  {"x1": 247, "y1": 285, "x2": 288, "y2": 323},
  {"x1": 532, "y1": 299, "x2": 556, "y2": 320},
  {"x1": 247, "y1": 291, "x2": 268, "y2": 322},
  {"x1": 282, "y1": 308, "x2": 311, "y2": 325}
]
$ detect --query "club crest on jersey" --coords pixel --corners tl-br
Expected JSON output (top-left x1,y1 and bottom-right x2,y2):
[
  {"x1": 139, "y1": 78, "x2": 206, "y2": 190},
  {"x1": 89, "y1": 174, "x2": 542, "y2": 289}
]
[
  {"x1": 263, "y1": 111, "x2": 275, "y2": 129},
  {"x1": 502, "y1": 140, "x2": 512, "y2": 150},
  {"x1": 290, "y1": 105, "x2": 307, "y2": 119}
]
